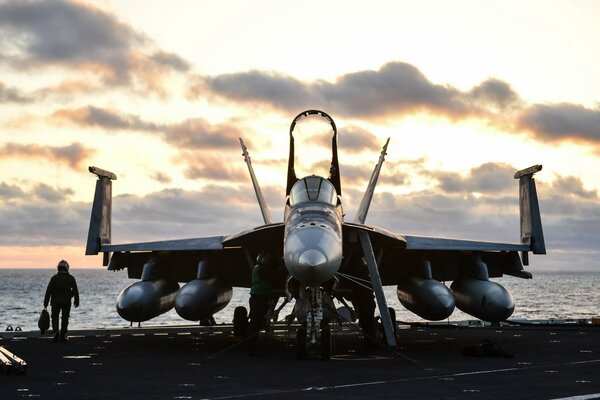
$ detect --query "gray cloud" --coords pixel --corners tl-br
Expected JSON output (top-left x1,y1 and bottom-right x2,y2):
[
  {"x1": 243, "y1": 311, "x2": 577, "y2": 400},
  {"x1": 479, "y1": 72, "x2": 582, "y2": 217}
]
[
  {"x1": 51, "y1": 105, "x2": 245, "y2": 151},
  {"x1": 33, "y1": 183, "x2": 74, "y2": 203},
  {"x1": 354, "y1": 166, "x2": 600, "y2": 269},
  {"x1": 0, "y1": 182, "x2": 26, "y2": 199},
  {"x1": 149, "y1": 50, "x2": 190, "y2": 72},
  {"x1": 52, "y1": 106, "x2": 163, "y2": 131},
  {"x1": 466, "y1": 78, "x2": 521, "y2": 110},
  {"x1": 150, "y1": 172, "x2": 172, "y2": 184},
  {"x1": 0, "y1": 81, "x2": 32, "y2": 103},
  {"x1": 0, "y1": 0, "x2": 189, "y2": 90},
  {"x1": 166, "y1": 118, "x2": 244, "y2": 150},
  {"x1": 202, "y1": 71, "x2": 312, "y2": 110},
  {"x1": 550, "y1": 176, "x2": 597, "y2": 199},
  {"x1": 110, "y1": 186, "x2": 267, "y2": 242},
  {"x1": 201, "y1": 62, "x2": 522, "y2": 120},
  {"x1": 183, "y1": 155, "x2": 246, "y2": 182},
  {"x1": 337, "y1": 125, "x2": 380, "y2": 152},
  {"x1": 1, "y1": 163, "x2": 598, "y2": 271},
  {"x1": 0, "y1": 142, "x2": 94, "y2": 169},
  {"x1": 0, "y1": 181, "x2": 266, "y2": 246},
  {"x1": 0, "y1": 182, "x2": 88, "y2": 246},
  {"x1": 518, "y1": 103, "x2": 600, "y2": 143},
  {"x1": 431, "y1": 162, "x2": 516, "y2": 194}
]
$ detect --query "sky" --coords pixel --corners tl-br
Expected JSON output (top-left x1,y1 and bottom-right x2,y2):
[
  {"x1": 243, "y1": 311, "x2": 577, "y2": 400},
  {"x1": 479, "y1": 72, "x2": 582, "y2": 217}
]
[{"x1": 0, "y1": 0, "x2": 599, "y2": 271}]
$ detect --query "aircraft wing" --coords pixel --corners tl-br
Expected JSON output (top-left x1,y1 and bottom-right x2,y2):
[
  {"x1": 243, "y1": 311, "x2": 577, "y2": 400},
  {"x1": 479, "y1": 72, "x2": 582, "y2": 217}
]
[
  {"x1": 102, "y1": 224, "x2": 285, "y2": 287},
  {"x1": 342, "y1": 222, "x2": 532, "y2": 285}
]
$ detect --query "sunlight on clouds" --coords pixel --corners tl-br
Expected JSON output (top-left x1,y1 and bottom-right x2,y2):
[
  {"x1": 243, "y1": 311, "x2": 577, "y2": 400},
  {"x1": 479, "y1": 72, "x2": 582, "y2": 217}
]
[{"x1": 0, "y1": 246, "x2": 102, "y2": 268}]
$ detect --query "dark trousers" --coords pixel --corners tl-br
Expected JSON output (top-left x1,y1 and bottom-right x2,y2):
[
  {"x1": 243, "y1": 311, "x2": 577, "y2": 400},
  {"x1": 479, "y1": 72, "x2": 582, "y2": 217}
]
[
  {"x1": 352, "y1": 293, "x2": 376, "y2": 344},
  {"x1": 51, "y1": 302, "x2": 71, "y2": 335},
  {"x1": 246, "y1": 295, "x2": 269, "y2": 350}
]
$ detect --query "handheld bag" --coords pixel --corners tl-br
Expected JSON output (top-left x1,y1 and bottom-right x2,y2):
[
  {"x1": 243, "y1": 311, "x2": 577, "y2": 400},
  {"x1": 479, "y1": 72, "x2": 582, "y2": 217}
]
[{"x1": 38, "y1": 308, "x2": 50, "y2": 334}]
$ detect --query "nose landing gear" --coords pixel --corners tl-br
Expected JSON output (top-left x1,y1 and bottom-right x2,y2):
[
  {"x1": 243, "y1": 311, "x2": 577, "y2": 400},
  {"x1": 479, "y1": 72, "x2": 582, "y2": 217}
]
[{"x1": 294, "y1": 287, "x2": 334, "y2": 360}]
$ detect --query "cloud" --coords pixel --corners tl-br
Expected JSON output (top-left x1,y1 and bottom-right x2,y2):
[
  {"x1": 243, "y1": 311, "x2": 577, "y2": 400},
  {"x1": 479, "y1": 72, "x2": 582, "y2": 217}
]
[
  {"x1": 0, "y1": 81, "x2": 32, "y2": 103},
  {"x1": 0, "y1": 181, "x2": 266, "y2": 247},
  {"x1": 431, "y1": 162, "x2": 516, "y2": 194},
  {"x1": 51, "y1": 106, "x2": 163, "y2": 131},
  {"x1": 150, "y1": 171, "x2": 172, "y2": 184},
  {"x1": 518, "y1": 103, "x2": 600, "y2": 143},
  {"x1": 550, "y1": 176, "x2": 597, "y2": 199},
  {"x1": 1, "y1": 163, "x2": 598, "y2": 271},
  {"x1": 165, "y1": 118, "x2": 245, "y2": 150},
  {"x1": 0, "y1": 182, "x2": 26, "y2": 199},
  {"x1": 355, "y1": 164, "x2": 600, "y2": 265},
  {"x1": 182, "y1": 154, "x2": 246, "y2": 182},
  {"x1": 199, "y1": 71, "x2": 312, "y2": 110},
  {"x1": 109, "y1": 186, "x2": 267, "y2": 242},
  {"x1": 465, "y1": 78, "x2": 521, "y2": 111},
  {"x1": 0, "y1": 142, "x2": 94, "y2": 169},
  {"x1": 0, "y1": 0, "x2": 190, "y2": 92},
  {"x1": 336, "y1": 125, "x2": 380, "y2": 152},
  {"x1": 201, "y1": 62, "x2": 521, "y2": 120},
  {"x1": 33, "y1": 183, "x2": 74, "y2": 203},
  {"x1": 0, "y1": 182, "x2": 88, "y2": 246},
  {"x1": 50, "y1": 106, "x2": 245, "y2": 151}
]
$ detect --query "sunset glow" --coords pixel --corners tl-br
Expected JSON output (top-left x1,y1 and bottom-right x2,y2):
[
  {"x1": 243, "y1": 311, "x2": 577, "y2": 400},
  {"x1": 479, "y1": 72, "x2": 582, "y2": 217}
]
[{"x1": 1, "y1": 0, "x2": 599, "y2": 270}]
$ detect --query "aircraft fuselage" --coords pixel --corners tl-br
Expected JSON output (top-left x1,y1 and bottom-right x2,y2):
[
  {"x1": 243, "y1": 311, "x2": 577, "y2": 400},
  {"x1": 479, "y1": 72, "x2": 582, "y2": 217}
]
[{"x1": 283, "y1": 176, "x2": 343, "y2": 286}]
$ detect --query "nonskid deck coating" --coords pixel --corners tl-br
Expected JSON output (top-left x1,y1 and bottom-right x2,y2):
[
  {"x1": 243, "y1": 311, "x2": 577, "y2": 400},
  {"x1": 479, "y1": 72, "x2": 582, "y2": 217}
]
[{"x1": 1, "y1": 323, "x2": 599, "y2": 399}]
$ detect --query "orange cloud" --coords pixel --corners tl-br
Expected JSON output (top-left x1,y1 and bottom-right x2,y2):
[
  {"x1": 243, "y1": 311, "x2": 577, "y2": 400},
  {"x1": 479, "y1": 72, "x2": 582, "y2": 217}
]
[{"x1": 0, "y1": 142, "x2": 94, "y2": 169}]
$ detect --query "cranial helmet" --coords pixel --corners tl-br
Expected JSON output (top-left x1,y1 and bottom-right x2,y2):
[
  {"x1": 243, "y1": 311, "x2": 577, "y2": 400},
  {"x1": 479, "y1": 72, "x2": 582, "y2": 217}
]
[
  {"x1": 256, "y1": 252, "x2": 271, "y2": 265},
  {"x1": 57, "y1": 259, "x2": 70, "y2": 271}
]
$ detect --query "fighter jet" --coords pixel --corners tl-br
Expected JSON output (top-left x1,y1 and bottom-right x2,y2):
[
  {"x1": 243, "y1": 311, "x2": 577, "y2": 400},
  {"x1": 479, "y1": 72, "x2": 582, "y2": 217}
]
[{"x1": 86, "y1": 109, "x2": 545, "y2": 359}]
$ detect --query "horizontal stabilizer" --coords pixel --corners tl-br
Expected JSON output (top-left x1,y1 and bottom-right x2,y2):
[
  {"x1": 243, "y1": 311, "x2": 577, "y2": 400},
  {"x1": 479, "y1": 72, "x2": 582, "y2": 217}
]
[
  {"x1": 103, "y1": 236, "x2": 225, "y2": 252},
  {"x1": 404, "y1": 235, "x2": 529, "y2": 252}
]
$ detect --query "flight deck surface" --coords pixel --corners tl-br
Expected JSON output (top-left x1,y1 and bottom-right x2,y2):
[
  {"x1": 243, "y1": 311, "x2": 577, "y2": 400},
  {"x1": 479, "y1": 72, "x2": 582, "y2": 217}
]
[{"x1": 1, "y1": 323, "x2": 599, "y2": 399}]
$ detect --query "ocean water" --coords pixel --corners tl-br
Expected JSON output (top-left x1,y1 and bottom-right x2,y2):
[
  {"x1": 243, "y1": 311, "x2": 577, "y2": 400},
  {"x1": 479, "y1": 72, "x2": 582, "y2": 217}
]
[{"x1": 1, "y1": 269, "x2": 598, "y2": 332}]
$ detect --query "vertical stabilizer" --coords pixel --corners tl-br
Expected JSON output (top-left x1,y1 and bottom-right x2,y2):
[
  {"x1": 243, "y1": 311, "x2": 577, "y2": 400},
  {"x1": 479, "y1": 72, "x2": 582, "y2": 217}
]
[
  {"x1": 239, "y1": 138, "x2": 273, "y2": 225},
  {"x1": 86, "y1": 166, "x2": 117, "y2": 258},
  {"x1": 354, "y1": 138, "x2": 390, "y2": 224},
  {"x1": 514, "y1": 165, "x2": 546, "y2": 255}
]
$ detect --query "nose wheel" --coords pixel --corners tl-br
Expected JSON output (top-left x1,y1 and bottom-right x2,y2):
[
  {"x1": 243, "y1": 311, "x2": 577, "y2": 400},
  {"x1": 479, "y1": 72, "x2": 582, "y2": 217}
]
[
  {"x1": 295, "y1": 323, "x2": 331, "y2": 360},
  {"x1": 295, "y1": 287, "x2": 333, "y2": 360}
]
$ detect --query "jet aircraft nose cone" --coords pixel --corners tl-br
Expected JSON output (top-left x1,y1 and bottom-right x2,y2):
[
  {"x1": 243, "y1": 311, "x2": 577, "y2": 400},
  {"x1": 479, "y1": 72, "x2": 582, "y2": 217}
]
[{"x1": 298, "y1": 249, "x2": 327, "y2": 269}]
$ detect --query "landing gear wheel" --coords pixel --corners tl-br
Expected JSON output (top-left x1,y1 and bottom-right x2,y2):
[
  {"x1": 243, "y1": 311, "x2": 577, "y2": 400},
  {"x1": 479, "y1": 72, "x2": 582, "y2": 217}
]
[
  {"x1": 233, "y1": 306, "x2": 248, "y2": 337},
  {"x1": 296, "y1": 327, "x2": 307, "y2": 360},
  {"x1": 320, "y1": 325, "x2": 331, "y2": 360}
]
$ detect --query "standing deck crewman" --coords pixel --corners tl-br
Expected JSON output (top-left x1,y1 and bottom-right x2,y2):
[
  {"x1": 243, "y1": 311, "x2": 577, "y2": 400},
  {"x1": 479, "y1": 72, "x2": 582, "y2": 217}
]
[
  {"x1": 246, "y1": 252, "x2": 280, "y2": 355},
  {"x1": 44, "y1": 260, "x2": 79, "y2": 343}
]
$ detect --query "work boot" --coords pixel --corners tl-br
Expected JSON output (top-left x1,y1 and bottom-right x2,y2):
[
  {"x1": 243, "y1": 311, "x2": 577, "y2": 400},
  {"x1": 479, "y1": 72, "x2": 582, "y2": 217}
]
[
  {"x1": 60, "y1": 333, "x2": 69, "y2": 342},
  {"x1": 53, "y1": 333, "x2": 60, "y2": 343}
]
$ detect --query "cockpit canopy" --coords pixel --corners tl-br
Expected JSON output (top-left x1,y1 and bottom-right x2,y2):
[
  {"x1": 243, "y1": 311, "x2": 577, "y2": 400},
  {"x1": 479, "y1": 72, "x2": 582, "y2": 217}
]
[{"x1": 289, "y1": 176, "x2": 337, "y2": 206}]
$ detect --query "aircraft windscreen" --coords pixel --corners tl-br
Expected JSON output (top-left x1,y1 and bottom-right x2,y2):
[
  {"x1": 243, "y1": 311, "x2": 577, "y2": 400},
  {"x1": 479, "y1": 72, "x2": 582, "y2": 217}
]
[
  {"x1": 290, "y1": 177, "x2": 337, "y2": 206},
  {"x1": 290, "y1": 113, "x2": 335, "y2": 178}
]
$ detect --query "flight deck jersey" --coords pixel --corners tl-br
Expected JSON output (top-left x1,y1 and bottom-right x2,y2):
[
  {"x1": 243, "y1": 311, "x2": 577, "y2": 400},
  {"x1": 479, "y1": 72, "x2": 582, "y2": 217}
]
[{"x1": 250, "y1": 264, "x2": 273, "y2": 296}]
